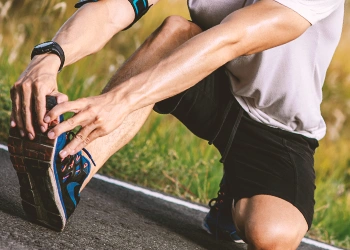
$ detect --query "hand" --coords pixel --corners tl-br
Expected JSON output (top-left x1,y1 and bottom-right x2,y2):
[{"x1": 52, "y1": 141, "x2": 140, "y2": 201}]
[
  {"x1": 10, "y1": 54, "x2": 68, "y2": 139},
  {"x1": 44, "y1": 93, "x2": 129, "y2": 158}
]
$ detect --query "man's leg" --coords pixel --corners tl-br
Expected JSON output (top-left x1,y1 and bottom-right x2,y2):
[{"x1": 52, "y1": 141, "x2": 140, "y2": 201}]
[
  {"x1": 81, "y1": 16, "x2": 202, "y2": 188},
  {"x1": 82, "y1": 16, "x2": 310, "y2": 250},
  {"x1": 233, "y1": 195, "x2": 308, "y2": 250},
  {"x1": 218, "y1": 112, "x2": 315, "y2": 249}
]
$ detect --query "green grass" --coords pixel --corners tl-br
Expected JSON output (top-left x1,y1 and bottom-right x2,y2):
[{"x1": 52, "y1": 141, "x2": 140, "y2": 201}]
[
  {"x1": 100, "y1": 113, "x2": 223, "y2": 202},
  {"x1": 0, "y1": 1, "x2": 349, "y2": 248}
]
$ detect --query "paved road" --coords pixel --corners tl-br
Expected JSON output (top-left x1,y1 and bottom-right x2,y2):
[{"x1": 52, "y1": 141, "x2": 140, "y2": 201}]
[{"x1": 0, "y1": 148, "x2": 333, "y2": 250}]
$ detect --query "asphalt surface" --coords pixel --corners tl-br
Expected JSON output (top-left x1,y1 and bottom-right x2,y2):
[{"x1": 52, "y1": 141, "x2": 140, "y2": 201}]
[{"x1": 0, "y1": 148, "x2": 331, "y2": 250}]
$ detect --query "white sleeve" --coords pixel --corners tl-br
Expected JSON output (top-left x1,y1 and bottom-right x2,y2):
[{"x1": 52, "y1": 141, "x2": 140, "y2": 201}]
[{"x1": 273, "y1": 0, "x2": 344, "y2": 24}]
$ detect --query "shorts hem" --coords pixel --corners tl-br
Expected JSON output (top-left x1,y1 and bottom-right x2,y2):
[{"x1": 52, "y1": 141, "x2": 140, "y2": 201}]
[{"x1": 233, "y1": 191, "x2": 312, "y2": 230}]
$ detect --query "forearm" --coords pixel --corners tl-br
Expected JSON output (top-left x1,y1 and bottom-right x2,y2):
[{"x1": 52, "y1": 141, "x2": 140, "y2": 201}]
[
  {"x1": 111, "y1": 25, "x2": 235, "y2": 111},
  {"x1": 108, "y1": 24, "x2": 233, "y2": 115},
  {"x1": 11, "y1": 0, "x2": 151, "y2": 136},
  {"x1": 52, "y1": 0, "x2": 135, "y2": 67},
  {"x1": 108, "y1": 0, "x2": 310, "y2": 113}
]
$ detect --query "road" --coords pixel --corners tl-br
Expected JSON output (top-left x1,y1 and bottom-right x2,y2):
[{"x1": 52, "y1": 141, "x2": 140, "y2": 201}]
[{"x1": 0, "y1": 147, "x2": 340, "y2": 250}]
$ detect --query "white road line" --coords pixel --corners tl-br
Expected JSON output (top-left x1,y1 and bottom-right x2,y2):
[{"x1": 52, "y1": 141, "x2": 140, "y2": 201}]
[
  {"x1": 93, "y1": 174, "x2": 210, "y2": 213},
  {"x1": 93, "y1": 174, "x2": 344, "y2": 250},
  {"x1": 301, "y1": 238, "x2": 344, "y2": 250},
  {"x1": 0, "y1": 144, "x2": 344, "y2": 250}
]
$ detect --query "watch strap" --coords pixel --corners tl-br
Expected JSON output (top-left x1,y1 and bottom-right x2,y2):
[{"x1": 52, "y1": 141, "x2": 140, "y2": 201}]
[
  {"x1": 74, "y1": 0, "x2": 98, "y2": 8},
  {"x1": 31, "y1": 41, "x2": 65, "y2": 72}
]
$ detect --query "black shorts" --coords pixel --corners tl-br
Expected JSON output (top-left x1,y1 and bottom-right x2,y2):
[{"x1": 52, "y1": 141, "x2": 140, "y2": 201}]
[{"x1": 153, "y1": 67, "x2": 319, "y2": 229}]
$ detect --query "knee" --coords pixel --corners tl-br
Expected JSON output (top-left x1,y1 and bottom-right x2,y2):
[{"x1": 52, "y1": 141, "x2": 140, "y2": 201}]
[
  {"x1": 244, "y1": 224, "x2": 302, "y2": 250},
  {"x1": 160, "y1": 16, "x2": 202, "y2": 38}
]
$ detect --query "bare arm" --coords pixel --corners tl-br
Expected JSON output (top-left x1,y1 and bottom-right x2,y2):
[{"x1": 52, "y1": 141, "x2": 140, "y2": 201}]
[
  {"x1": 113, "y1": 0, "x2": 310, "y2": 110},
  {"x1": 10, "y1": 0, "x2": 159, "y2": 138},
  {"x1": 46, "y1": 0, "x2": 311, "y2": 155},
  {"x1": 53, "y1": 0, "x2": 150, "y2": 66}
]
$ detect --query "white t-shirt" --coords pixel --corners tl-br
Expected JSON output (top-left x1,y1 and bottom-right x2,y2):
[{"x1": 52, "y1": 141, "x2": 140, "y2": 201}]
[{"x1": 188, "y1": 0, "x2": 345, "y2": 140}]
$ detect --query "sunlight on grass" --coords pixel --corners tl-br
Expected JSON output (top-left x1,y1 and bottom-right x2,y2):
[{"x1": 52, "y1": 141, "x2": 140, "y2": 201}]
[{"x1": 0, "y1": 0, "x2": 349, "y2": 248}]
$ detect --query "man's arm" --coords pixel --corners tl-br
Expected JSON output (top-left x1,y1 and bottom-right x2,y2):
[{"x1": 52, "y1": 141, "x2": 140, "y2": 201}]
[
  {"x1": 45, "y1": 0, "x2": 311, "y2": 155},
  {"x1": 53, "y1": 0, "x2": 150, "y2": 66},
  {"x1": 10, "y1": 0, "x2": 159, "y2": 139},
  {"x1": 117, "y1": 0, "x2": 311, "y2": 109}
]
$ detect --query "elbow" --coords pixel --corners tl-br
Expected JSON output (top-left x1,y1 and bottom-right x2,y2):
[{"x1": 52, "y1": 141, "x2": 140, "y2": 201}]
[
  {"x1": 104, "y1": 0, "x2": 134, "y2": 32},
  {"x1": 219, "y1": 13, "x2": 273, "y2": 59},
  {"x1": 106, "y1": 0, "x2": 160, "y2": 32},
  {"x1": 217, "y1": 22, "x2": 250, "y2": 61}
]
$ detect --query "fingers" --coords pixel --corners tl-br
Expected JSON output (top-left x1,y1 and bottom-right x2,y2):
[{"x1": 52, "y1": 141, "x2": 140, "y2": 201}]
[
  {"x1": 11, "y1": 77, "x2": 60, "y2": 139},
  {"x1": 44, "y1": 98, "x2": 88, "y2": 125},
  {"x1": 10, "y1": 55, "x2": 62, "y2": 139},
  {"x1": 47, "y1": 114, "x2": 84, "y2": 140},
  {"x1": 38, "y1": 91, "x2": 68, "y2": 132},
  {"x1": 9, "y1": 89, "x2": 16, "y2": 128},
  {"x1": 59, "y1": 125, "x2": 96, "y2": 158},
  {"x1": 51, "y1": 91, "x2": 69, "y2": 104},
  {"x1": 10, "y1": 85, "x2": 25, "y2": 137},
  {"x1": 21, "y1": 81, "x2": 35, "y2": 140},
  {"x1": 43, "y1": 95, "x2": 117, "y2": 160},
  {"x1": 10, "y1": 111, "x2": 16, "y2": 128},
  {"x1": 34, "y1": 90, "x2": 48, "y2": 133},
  {"x1": 46, "y1": 103, "x2": 90, "y2": 140}
]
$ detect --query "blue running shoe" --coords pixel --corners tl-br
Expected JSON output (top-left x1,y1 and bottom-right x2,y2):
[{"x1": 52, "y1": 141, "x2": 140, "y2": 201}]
[
  {"x1": 203, "y1": 177, "x2": 244, "y2": 243},
  {"x1": 8, "y1": 96, "x2": 95, "y2": 231}
]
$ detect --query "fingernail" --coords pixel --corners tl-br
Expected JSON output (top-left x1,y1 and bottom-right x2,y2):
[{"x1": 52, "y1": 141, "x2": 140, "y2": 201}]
[
  {"x1": 44, "y1": 116, "x2": 50, "y2": 123},
  {"x1": 20, "y1": 130, "x2": 25, "y2": 137},
  {"x1": 48, "y1": 131, "x2": 55, "y2": 139},
  {"x1": 10, "y1": 121, "x2": 16, "y2": 127},
  {"x1": 60, "y1": 150, "x2": 67, "y2": 158},
  {"x1": 28, "y1": 133, "x2": 34, "y2": 140},
  {"x1": 40, "y1": 126, "x2": 46, "y2": 133}
]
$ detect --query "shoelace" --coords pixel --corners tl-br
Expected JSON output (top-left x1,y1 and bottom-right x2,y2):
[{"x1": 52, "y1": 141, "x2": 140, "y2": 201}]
[
  {"x1": 208, "y1": 191, "x2": 225, "y2": 210},
  {"x1": 66, "y1": 131, "x2": 96, "y2": 167},
  {"x1": 208, "y1": 191, "x2": 226, "y2": 240}
]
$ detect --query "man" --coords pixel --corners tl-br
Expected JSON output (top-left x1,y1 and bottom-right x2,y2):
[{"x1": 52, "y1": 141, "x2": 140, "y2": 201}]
[{"x1": 8, "y1": 0, "x2": 344, "y2": 249}]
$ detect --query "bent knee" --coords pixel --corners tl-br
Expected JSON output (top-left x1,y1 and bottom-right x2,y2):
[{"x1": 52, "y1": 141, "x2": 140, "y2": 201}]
[
  {"x1": 244, "y1": 224, "x2": 303, "y2": 250},
  {"x1": 234, "y1": 196, "x2": 308, "y2": 250},
  {"x1": 160, "y1": 16, "x2": 202, "y2": 38}
]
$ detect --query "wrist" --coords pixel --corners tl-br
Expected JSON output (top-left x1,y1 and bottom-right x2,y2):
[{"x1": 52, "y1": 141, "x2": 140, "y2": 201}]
[
  {"x1": 31, "y1": 41, "x2": 65, "y2": 72},
  {"x1": 105, "y1": 85, "x2": 134, "y2": 114},
  {"x1": 31, "y1": 54, "x2": 62, "y2": 72}
]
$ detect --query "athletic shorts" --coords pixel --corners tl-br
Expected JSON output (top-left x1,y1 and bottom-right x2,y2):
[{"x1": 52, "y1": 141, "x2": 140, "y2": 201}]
[{"x1": 153, "y1": 67, "x2": 319, "y2": 229}]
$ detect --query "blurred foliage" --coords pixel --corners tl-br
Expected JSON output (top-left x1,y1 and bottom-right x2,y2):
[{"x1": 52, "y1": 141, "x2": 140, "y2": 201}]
[{"x1": 0, "y1": 0, "x2": 349, "y2": 248}]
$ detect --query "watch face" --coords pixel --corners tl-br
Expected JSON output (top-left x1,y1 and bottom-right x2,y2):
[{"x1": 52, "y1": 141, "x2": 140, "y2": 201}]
[{"x1": 35, "y1": 41, "x2": 54, "y2": 48}]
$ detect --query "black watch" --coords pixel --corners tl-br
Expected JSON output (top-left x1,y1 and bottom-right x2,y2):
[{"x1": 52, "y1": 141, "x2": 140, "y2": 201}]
[{"x1": 31, "y1": 41, "x2": 65, "y2": 72}]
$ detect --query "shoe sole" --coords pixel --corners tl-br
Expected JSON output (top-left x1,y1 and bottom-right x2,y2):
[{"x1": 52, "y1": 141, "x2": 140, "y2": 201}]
[{"x1": 8, "y1": 99, "x2": 66, "y2": 231}]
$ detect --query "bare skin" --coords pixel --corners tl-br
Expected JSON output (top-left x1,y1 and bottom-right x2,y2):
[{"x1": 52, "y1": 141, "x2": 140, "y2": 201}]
[
  {"x1": 10, "y1": 0, "x2": 159, "y2": 139},
  {"x1": 234, "y1": 196, "x2": 308, "y2": 250},
  {"x1": 45, "y1": 0, "x2": 310, "y2": 157},
  {"x1": 83, "y1": 17, "x2": 309, "y2": 249},
  {"x1": 10, "y1": 0, "x2": 313, "y2": 249},
  {"x1": 82, "y1": 16, "x2": 202, "y2": 186}
]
